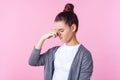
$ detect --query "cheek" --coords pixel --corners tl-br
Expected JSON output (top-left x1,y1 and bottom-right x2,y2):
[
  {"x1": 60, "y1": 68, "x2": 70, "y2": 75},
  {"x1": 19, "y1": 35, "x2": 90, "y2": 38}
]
[
  {"x1": 63, "y1": 30, "x2": 72, "y2": 37},
  {"x1": 60, "y1": 27, "x2": 72, "y2": 37}
]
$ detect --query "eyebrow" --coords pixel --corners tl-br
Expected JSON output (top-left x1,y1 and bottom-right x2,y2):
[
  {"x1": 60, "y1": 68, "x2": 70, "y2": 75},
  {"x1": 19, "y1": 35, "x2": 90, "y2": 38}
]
[
  {"x1": 56, "y1": 27, "x2": 64, "y2": 30},
  {"x1": 58, "y1": 28, "x2": 64, "y2": 30}
]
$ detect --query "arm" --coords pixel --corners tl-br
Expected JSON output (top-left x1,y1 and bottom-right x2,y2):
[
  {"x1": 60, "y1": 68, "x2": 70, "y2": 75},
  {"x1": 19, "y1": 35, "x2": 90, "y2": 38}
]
[
  {"x1": 79, "y1": 50, "x2": 93, "y2": 80},
  {"x1": 28, "y1": 48, "x2": 44, "y2": 66},
  {"x1": 28, "y1": 47, "x2": 52, "y2": 66},
  {"x1": 28, "y1": 29, "x2": 58, "y2": 66}
]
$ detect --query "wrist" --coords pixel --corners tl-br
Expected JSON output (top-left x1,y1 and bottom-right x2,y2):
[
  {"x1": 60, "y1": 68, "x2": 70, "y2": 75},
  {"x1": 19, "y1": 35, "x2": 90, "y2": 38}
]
[{"x1": 35, "y1": 37, "x2": 45, "y2": 49}]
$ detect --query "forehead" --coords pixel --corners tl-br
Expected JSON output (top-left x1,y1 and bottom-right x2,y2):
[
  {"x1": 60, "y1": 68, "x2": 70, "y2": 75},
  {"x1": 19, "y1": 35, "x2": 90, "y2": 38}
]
[{"x1": 53, "y1": 21, "x2": 68, "y2": 29}]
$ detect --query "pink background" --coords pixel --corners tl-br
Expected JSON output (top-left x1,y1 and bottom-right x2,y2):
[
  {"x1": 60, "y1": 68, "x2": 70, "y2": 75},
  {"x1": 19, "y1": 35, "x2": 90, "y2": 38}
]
[{"x1": 0, "y1": 0, "x2": 120, "y2": 80}]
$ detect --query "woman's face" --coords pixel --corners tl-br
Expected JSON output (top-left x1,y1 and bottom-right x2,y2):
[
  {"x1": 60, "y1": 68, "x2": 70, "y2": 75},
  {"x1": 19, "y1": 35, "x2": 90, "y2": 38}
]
[{"x1": 54, "y1": 21, "x2": 75, "y2": 43}]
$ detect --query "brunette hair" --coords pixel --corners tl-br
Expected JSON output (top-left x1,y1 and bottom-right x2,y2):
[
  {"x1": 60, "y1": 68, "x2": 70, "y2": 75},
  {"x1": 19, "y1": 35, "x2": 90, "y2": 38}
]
[{"x1": 54, "y1": 3, "x2": 79, "y2": 32}]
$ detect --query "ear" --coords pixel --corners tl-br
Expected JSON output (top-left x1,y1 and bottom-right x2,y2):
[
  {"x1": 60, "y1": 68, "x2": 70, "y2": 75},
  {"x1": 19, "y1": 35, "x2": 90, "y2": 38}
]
[{"x1": 70, "y1": 24, "x2": 77, "y2": 32}]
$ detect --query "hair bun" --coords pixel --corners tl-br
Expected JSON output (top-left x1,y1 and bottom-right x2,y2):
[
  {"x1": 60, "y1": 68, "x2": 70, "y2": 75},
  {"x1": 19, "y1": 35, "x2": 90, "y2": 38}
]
[{"x1": 63, "y1": 3, "x2": 74, "y2": 12}]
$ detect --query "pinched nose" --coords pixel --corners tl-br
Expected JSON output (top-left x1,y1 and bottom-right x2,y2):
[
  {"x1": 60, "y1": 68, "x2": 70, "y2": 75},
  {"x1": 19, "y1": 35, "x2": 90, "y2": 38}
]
[{"x1": 57, "y1": 31, "x2": 61, "y2": 36}]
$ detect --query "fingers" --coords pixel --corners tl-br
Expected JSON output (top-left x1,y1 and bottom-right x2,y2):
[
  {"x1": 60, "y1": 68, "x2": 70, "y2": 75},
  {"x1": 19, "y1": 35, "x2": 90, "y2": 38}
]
[
  {"x1": 49, "y1": 29, "x2": 58, "y2": 38},
  {"x1": 43, "y1": 29, "x2": 58, "y2": 40}
]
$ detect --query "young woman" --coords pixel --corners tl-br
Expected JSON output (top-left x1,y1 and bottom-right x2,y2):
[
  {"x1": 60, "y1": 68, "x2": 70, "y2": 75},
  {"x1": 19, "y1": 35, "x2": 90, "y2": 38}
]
[{"x1": 29, "y1": 3, "x2": 93, "y2": 80}]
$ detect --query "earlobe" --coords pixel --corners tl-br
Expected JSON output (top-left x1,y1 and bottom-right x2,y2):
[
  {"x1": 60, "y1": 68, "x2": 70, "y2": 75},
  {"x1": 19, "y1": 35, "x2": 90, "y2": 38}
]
[{"x1": 71, "y1": 24, "x2": 76, "y2": 32}]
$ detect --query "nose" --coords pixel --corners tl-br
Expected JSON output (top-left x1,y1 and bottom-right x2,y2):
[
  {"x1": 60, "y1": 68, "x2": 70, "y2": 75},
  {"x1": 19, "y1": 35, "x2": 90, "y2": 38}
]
[{"x1": 57, "y1": 31, "x2": 61, "y2": 36}]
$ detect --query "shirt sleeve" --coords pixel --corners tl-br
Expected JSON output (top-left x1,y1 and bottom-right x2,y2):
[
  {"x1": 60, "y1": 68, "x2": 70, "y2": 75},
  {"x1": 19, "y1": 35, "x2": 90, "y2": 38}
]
[
  {"x1": 79, "y1": 50, "x2": 93, "y2": 80},
  {"x1": 28, "y1": 47, "x2": 45, "y2": 66},
  {"x1": 28, "y1": 46, "x2": 54, "y2": 66}
]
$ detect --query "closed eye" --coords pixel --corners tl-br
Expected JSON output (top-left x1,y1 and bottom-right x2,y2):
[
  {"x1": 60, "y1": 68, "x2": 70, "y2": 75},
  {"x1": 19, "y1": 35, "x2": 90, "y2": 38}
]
[
  {"x1": 60, "y1": 30, "x2": 64, "y2": 32},
  {"x1": 58, "y1": 28, "x2": 64, "y2": 32}
]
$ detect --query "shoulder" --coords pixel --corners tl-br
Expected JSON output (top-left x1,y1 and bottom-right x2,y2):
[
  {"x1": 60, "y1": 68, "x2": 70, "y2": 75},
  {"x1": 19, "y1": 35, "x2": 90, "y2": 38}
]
[{"x1": 79, "y1": 44, "x2": 92, "y2": 57}]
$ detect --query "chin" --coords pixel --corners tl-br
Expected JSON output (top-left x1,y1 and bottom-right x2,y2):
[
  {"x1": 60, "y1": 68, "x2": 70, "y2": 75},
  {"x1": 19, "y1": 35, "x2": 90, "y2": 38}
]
[
  {"x1": 61, "y1": 39, "x2": 68, "y2": 43},
  {"x1": 59, "y1": 37, "x2": 69, "y2": 43}
]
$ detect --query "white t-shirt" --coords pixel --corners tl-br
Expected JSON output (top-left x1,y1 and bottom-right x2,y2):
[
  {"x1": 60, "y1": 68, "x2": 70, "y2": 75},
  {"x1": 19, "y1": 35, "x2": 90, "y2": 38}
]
[{"x1": 52, "y1": 44, "x2": 80, "y2": 80}]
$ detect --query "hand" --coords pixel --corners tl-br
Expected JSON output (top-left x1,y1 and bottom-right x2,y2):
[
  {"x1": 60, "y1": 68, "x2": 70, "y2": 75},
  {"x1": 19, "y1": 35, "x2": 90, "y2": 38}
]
[
  {"x1": 35, "y1": 29, "x2": 58, "y2": 49},
  {"x1": 41, "y1": 29, "x2": 58, "y2": 40}
]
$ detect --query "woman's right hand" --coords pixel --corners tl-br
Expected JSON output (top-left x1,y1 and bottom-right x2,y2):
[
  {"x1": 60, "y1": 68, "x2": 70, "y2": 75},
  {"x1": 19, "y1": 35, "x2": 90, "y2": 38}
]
[
  {"x1": 41, "y1": 29, "x2": 58, "y2": 40},
  {"x1": 35, "y1": 29, "x2": 58, "y2": 49}
]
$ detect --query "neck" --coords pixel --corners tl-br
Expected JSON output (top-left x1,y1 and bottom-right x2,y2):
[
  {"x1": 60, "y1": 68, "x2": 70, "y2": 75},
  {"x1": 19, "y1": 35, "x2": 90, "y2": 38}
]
[{"x1": 65, "y1": 35, "x2": 79, "y2": 46}]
